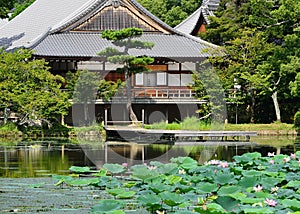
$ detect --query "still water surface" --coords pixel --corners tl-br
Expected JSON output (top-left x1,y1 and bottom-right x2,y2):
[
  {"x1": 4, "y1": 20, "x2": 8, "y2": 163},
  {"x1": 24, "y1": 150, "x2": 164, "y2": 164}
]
[{"x1": 0, "y1": 136, "x2": 299, "y2": 178}]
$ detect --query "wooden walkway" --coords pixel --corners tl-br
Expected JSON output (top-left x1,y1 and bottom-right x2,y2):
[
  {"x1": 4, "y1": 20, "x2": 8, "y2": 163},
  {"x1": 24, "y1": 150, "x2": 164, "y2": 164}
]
[{"x1": 105, "y1": 126, "x2": 257, "y2": 143}]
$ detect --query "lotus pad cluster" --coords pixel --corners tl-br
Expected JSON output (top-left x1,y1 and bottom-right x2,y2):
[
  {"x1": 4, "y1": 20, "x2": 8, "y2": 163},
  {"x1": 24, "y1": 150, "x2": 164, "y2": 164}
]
[{"x1": 53, "y1": 152, "x2": 300, "y2": 213}]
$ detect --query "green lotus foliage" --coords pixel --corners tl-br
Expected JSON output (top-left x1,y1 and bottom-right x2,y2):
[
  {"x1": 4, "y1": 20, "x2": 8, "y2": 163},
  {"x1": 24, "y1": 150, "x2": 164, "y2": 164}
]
[
  {"x1": 69, "y1": 166, "x2": 91, "y2": 173},
  {"x1": 53, "y1": 152, "x2": 300, "y2": 213},
  {"x1": 103, "y1": 163, "x2": 125, "y2": 174}
]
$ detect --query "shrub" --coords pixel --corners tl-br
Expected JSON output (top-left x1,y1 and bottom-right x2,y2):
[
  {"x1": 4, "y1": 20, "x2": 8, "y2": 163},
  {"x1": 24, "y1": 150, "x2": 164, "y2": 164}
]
[
  {"x1": 0, "y1": 122, "x2": 18, "y2": 131},
  {"x1": 181, "y1": 116, "x2": 199, "y2": 130}
]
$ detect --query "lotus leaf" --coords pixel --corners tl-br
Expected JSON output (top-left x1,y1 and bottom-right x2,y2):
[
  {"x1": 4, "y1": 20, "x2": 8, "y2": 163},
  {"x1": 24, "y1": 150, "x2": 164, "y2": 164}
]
[
  {"x1": 286, "y1": 180, "x2": 300, "y2": 189},
  {"x1": 233, "y1": 152, "x2": 261, "y2": 164},
  {"x1": 260, "y1": 177, "x2": 284, "y2": 189},
  {"x1": 174, "y1": 183, "x2": 195, "y2": 193},
  {"x1": 243, "y1": 207, "x2": 274, "y2": 214},
  {"x1": 166, "y1": 175, "x2": 182, "y2": 185},
  {"x1": 137, "y1": 193, "x2": 161, "y2": 206},
  {"x1": 273, "y1": 154, "x2": 286, "y2": 163},
  {"x1": 117, "y1": 190, "x2": 136, "y2": 199},
  {"x1": 130, "y1": 164, "x2": 148, "y2": 171},
  {"x1": 92, "y1": 200, "x2": 125, "y2": 212},
  {"x1": 239, "y1": 197, "x2": 265, "y2": 204},
  {"x1": 215, "y1": 196, "x2": 240, "y2": 213},
  {"x1": 149, "y1": 183, "x2": 175, "y2": 194},
  {"x1": 173, "y1": 211, "x2": 195, "y2": 214},
  {"x1": 238, "y1": 176, "x2": 259, "y2": 188},
  {"x1": 196, "y1": 182, "x2": 219, "y2": 194},
  {"x1": 157, "y1": 163, "x2": 178, "y2": 175},
  {"x1": 103, "y1": 163, "x2": 125, "y2": 174},
  {"x1": 97, "y1": 176, "x2": 121, "y2": 188},
  {"x1": 149, "y1": 161, "x2": 164, "y2": 167},
  {"x1": 131, "y1": 167, "x2": 159, "y2": 181},
  {"x1": 214, "y1": 172, "x2": 236, "y2": 185},
  {"x1": 92, "y1": 210, "x2": 125, "y2": 214},
  {"x1": 69, "y1": 166, "x2": 91, "y2": 173},
  {"x1": 286, "y1": 172, "x2": 300, "y2": 182},
  {"x1": 28, "y1": 182, "x2": 46, "y2": 188},
  {"x1": 242, "y1": 170, "x2": 263, "y2": 177},
  {"x1": 106, "y1": 188, "x2": 126, "y2": 197},
  {"x1": 159, "y1": 191, "x2": 185, "y2": 207},
  {"x1": 254, "y1": 191, "x2": 272, "y2": 199},
  {"x1": 218, "y1": 186, "x2": 241, "y2": 196},
  {"x1": 123, "y1": 181, "x2": 136, "y2": 188},
  {"x1": 52, "y1": 175, "x2": 73, "y2": 186},
  {"x1": 282, "y1": 199, "x2": 300, "y2": 211},
  {"x1": 93, "y1": 169, "x2": 107, "y2": 177},
  {"x1": 276, "y1": 189, "x2": 295, "y2": 199},
  {"x1": 180, "y1": 157, "x2": 198, "y2": 170},
  {"x1": 67, "y1": 178, "x2": 99, "y2": 187},
  {"x1": 206, "y1": 203, "x2": 227, "y2": 213},
  {"x1": 228, "y1": 192, "x2": 247, "y2": 200},
  {"x1": 170, "y1": 156, "x2": 186, "y2": 164}
]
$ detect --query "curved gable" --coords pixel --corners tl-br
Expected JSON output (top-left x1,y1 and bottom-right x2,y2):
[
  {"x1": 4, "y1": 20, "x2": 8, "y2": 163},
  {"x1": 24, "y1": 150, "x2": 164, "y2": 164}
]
[{"x1": 58, "y1": 0, "x2": 171, "y2": 34}]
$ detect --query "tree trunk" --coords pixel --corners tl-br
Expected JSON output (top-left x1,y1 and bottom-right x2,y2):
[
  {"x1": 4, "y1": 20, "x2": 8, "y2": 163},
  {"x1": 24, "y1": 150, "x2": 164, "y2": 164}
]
[
  {"x1": 271, "y1": 91, "x2": 281, "y2": 122},
  {"x1": 125, "y1": 69, "x2": 138, "y2": 124},
  {"x1": 250, "y1": 90, "x2": 256, "y2": 124},
  {"x1": 84, "y1": 102, "x2": 89, "y2": 126},
  {"x1": 3, "y1": 108, "x2": 9, "y2": 124}
]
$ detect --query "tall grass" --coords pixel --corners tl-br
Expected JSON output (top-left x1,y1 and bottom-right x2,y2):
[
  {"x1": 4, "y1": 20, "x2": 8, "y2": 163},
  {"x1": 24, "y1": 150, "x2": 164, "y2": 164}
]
[
  {"x1": 181, "y1": 116, "x2": 199, "y2": 130},
  {"x1": 145, "y1": 117, "x2": 211, "y2": 130}
]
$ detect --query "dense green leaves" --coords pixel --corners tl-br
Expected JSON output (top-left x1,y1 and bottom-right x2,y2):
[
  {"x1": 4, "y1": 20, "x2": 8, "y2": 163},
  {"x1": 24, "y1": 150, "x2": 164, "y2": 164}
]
[
  {"x1": 202, "y1": 0, "x2": 300, "y2": 123},
  {"x1": 0, "y1": 49, "x2": 70, "y2": 123},
  {"x1": 92, "y1": 200, "x2": 125, "y2": 213},
  {"x1": 55, "y1": 152, "x2": 300, "y2": 213},
  {"x1": 0, "y1": 0, "x2": 15, "y2": 18},
  {"x1": 103, "y1": 163, "x2": 126, "y2": 174}
]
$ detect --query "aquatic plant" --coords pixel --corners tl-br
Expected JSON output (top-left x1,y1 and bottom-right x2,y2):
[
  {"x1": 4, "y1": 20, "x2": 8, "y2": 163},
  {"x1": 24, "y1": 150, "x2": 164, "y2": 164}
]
[{"x1": 54, "y1": 152, "x2": 300, "y2": 213}]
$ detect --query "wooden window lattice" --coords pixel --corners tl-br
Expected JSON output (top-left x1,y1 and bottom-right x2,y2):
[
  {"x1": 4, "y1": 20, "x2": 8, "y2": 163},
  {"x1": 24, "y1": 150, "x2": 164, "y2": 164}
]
[{"x1": 74, "y1": 6, "x2": 158, "y2": 32}]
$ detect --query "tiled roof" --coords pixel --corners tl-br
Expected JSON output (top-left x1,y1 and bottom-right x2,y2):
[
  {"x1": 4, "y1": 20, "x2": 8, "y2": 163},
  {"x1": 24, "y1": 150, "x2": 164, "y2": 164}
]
[
  {"x1": 175, "y1": 0, "x2": 220, "y2": 35},
  {"x1": 33, "y1": 32, "x2": 216, "y2": 61},
  {"x1": 51, "y1": 0, "x2": 176, "y2": 34},
  {"x1": 0, "y1": 0, "x2": 97, "y2": 50},
  {"x1": 0, "y1": 0, "x2": 221, "y2": 60}
]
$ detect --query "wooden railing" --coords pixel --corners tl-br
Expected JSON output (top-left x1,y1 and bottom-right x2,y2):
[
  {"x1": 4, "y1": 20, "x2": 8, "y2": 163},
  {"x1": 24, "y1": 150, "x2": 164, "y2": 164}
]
[
  {"x1": 114, "y1": 88, "x2": 197, "y2": 99},
  {"x1": 64, "y1": 88, "x2": 201, "y2": 101}
]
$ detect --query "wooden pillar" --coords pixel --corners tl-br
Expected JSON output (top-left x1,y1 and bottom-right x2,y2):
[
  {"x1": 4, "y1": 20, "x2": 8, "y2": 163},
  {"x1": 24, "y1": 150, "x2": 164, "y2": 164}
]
[
  {"x1": 104, "y1": 109, "x2": 108, "y2": 128},
  {"x1": 142, "y1": 109, "x2": 145, "y2": 128},
  {"x1": 166, "y1": 106, "x2": 169, "y2": 124}
]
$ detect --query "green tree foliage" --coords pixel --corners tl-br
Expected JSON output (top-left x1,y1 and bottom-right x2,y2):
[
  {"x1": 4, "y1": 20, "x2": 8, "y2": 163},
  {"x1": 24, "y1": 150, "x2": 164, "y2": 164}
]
[
  {"x1": 294, "y1": 111, "x2": 300, "y2": 132},
  {"x1": 0, "y1": 49, "x2": 70, "y2": 124},
  {"x1": 98, "y1": 79, "x2": 125, "y2": 101},
  {"x1": 9, "y1": 0, "x2": 35, "y2": 20},
  {"x1": 164, "y1": 6, "x2": 188, "y2": 27},
  {"x1": 202, "y1": 0, "x2": 300, "y2": 123},
  {"x1": 0, "y1": 0, "x2": 15, "y2": 18},
  {"x1": 191, "y1": 64, "x2": 227, "y2": 127},
  {"x1": 290, "y1": 72, "x2": 300, "y2": 97},
  {"x1": 98, "y1": 28, "x2": 154, "y2": 123},
  {"x1": 137, "y1": 0, "x2": 202, "y2": 27},
  {"x1": 70, "y1": 70, "x2": 100, "y2": 126}
]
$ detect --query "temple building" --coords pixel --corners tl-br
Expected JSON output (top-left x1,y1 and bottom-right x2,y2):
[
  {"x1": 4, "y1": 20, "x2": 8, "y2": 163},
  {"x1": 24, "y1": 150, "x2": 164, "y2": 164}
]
[
  {"x1": 0, "y1": 0, "x2": 221, "y2": 125},
  {"x1": 175, "y1": 0, "x2": 220, "y2": 35}
]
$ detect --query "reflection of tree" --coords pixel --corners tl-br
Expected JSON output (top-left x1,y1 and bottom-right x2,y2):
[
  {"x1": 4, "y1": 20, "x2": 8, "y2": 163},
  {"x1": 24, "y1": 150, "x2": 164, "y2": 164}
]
[
  {"x1": 191, "y1": 63, "x2": 226, "y2": 128},
  {"x1": 72, "y1": 70, "x2": 100, "y2": 126},
  {"x1": 0, "y1": 144, "x2": 71, "y2": 178}
]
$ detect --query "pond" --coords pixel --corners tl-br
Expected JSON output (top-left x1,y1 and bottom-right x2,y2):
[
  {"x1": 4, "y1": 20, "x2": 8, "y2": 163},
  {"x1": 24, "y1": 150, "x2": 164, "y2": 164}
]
[{"x1": 0, "y1": 136, "x2": 299, "y2": 178}]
